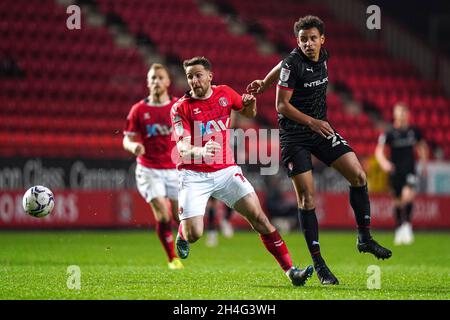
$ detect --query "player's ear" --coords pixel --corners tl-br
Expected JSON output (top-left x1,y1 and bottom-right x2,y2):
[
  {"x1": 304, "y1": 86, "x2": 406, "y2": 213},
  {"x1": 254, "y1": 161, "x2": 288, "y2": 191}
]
[
  {"x1": 208, "y1": 71, "x2": 213, "y2": 81},
  {"x1": 320, "y1": 34, "x2": 325, "y2": 45}
]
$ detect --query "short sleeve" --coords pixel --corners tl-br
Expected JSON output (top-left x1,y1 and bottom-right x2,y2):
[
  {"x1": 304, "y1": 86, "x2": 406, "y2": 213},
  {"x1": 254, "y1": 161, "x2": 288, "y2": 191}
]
[
  {"x1": 384, "y1": 131, "x2": 393, "y2": 145},
  {"x1": 171, "y1": 102, "x2": 191, "y2": 141},
  {"x1": 414, "y1": 127, "x2": 423, "y2": 142},
  {"x1": 277, "y1": 55, "x2": 298, "y2": 91},
  {"x1": 225, "y1": 86, "x2": 244, "y2": 111},
  {"x1": 123, "y1": 105, "x2": 140, "y2": 136}
]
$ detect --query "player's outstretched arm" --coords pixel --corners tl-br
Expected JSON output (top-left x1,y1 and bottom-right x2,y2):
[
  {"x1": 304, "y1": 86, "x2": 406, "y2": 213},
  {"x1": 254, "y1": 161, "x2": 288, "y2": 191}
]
[
  {"x1": 246, "y1": 61, "x2": 282, "y2": 94},
  {"x1": 240, "y1": 94, "x2": 257, "y2": 118},
  {"x1": 416, "y1": 139, "x2": 429, "y2": 175},
  {"x1": 123, "y1": 134, "x2": 145, "y2": 156},
  {"x1": 374, "y1": 138, "x2": 394, "y2": 173},
  {"x1": 276, "y1": 87, "x2": 334, "y2": 138},
  {"x1": 177, "y1": 137, "x2": 221, "y2": 160}
]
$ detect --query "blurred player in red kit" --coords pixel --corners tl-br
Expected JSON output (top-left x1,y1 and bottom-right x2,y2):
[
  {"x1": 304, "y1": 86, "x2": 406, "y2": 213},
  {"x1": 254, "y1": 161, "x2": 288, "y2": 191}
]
[
  {"x1": 171, "y1": 56, "x2": 314, "y2": 286},
  {"x1": 123, "y1": 63, "x2": 183, "y2": 270}
]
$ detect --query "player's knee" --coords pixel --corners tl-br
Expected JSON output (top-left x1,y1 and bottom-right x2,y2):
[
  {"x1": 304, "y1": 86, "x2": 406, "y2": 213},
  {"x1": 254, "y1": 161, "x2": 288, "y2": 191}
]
[
  {"x1": 256, "y1": 211, "x2": 271, "y2": 226},
  {"x1": 351, "y1": 170, "x2": 367, "y2": 187},
  {"x1": 300, "y1": 192, "x2": 315, "y2": 209},
  {"x1": 247, "y1": 210, "x2": 270, "y2": 229},
  {"x1": 185, "y1": 226, "x2": 203, "y2": 243}
]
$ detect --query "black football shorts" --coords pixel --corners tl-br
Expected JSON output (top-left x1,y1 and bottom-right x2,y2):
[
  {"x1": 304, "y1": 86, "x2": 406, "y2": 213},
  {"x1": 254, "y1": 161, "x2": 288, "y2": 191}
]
[
  {"x1": 281, "y1": 131, "x2": 353, "y2": 177},
  {"x1": 389, "y1": 172, "x2": 418, "y2": 197}
]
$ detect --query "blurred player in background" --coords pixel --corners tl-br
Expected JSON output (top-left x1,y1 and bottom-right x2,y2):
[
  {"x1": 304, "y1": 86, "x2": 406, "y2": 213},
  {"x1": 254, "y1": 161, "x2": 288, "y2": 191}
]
[
  {"x1": 171, "y1": 56, "x2": 314, "y2": 286},
  {"x1": 205, "y1": 198, "x2": 234, "y2": 247},
  {"x1": 123, "y1": 63, "x2": 183, "y2": 270},
  {"x1": 375, "y1": 102, "x2": 428, "y2": 245},
  {"x1": 247, "y1": 15, "x2": 392, "y2": 285}
]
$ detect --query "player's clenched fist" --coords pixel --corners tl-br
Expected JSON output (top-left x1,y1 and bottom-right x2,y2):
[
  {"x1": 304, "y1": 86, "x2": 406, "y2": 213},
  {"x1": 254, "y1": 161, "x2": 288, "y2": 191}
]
[
  {"x1": 242, "y1": 93, "x2": 256, "y2": 106},
  {"x1": 132, "y1": 142, "x2": 146, "y2": 156},
  {"x1": 202, "y1": 139, "x2": 221, "y2": 157}
]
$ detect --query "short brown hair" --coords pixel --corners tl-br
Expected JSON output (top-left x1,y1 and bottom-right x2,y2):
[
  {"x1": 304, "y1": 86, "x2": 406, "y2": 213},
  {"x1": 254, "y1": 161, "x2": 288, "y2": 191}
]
[
  {"x1": 148, "y1": 63, "x2": 170, "y2": 77},
  {"x1": 183, "y1": 56, "x2": 212, "y2": 71},
  {"x1": 294, "y1": 15, "x2": 324, "y2": 37}
]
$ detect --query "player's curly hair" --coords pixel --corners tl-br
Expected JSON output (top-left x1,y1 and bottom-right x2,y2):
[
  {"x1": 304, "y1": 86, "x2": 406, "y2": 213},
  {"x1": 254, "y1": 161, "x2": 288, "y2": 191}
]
[
  {"x1": 183, "y1": 56, "x2": 212, "y2": 71},
  {"x1": 294, "y1": 15, "x2": 324, "y2": 37}
]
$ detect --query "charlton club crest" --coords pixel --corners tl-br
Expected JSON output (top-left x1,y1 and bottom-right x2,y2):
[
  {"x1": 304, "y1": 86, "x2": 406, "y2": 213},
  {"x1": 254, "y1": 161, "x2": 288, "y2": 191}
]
[{"x1": 219, "y1": 97, "x2": 228, "y2": 107}]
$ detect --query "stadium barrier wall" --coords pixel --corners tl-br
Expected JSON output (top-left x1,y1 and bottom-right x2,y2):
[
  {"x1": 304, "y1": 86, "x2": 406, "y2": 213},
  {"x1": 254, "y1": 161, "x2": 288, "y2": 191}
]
[{"x1": 1, "y1": 190, "x2": 449, "y2": 229}]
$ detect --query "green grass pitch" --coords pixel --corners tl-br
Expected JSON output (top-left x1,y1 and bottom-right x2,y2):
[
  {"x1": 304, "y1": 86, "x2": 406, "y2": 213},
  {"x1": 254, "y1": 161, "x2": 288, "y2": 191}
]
[{"x1": 0, "y1": 230, "x2": 449, "y2": 299}]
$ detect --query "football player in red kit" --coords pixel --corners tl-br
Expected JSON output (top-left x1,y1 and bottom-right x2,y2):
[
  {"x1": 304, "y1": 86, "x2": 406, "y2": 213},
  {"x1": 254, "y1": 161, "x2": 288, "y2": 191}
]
[
  {"x1": 171, "y1": 56, "x2": 313, "y2": 286},
  {"x1": 123, "y1": 63, "x2": 183, "y2": 270}
]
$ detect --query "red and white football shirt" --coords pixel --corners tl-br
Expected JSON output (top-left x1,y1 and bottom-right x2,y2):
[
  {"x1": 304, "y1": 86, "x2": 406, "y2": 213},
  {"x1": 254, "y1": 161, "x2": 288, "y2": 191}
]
[
  {"x1": 170, "y1": 85, "x2": 244, "y2": 172},
  {"x1": 124, "y1": 97, "x2": 178, "y2": 169}
]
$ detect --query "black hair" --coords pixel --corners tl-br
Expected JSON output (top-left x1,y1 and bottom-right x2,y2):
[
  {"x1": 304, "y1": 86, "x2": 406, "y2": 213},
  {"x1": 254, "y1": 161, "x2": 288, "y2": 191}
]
[{"x1": 294, "y1": 15, "x2": 324, "y2": 37}]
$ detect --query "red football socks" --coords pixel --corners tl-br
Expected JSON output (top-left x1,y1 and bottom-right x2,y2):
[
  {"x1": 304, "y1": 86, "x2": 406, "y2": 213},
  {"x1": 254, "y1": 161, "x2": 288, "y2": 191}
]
[
  {"x1": 156, "y1": 221, "x2": 177, "y2": 261},
  {"x1": 260, "y1": 230, "x2": 293, "y2": 272}
]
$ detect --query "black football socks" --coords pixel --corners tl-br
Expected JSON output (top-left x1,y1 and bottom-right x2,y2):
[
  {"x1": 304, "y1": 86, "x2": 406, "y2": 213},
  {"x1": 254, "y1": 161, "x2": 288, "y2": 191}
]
[
  {"x1": 298, "y1": 208, "x2": 323, "y2": 265},
  {"x1": 349, "y1": 184, "x2": 372, "y2": 243}
]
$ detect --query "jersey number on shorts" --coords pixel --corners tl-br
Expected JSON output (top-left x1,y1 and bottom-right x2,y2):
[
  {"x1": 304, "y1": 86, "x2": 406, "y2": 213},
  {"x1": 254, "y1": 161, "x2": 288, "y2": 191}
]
[
  {"x1": 327, "y1": 133, "x2": 349, "y2": 148},
  {"x1": 235, "y1": 173, "x2": 246, "y2": 183}
]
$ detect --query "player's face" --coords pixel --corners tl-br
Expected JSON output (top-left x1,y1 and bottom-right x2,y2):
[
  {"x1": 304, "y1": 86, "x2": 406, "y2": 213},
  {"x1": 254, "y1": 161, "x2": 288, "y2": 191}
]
[
  {"x1": 394, "y1": 106, "x2": 410, "y2": 125},
  {"x1": 297, "y1": 28, "x2": 325, "y2": 61},
  {"x1": 147, "y1": 68, "x2": 171, "y2": 96},
  {"x1": 185, "y1": 65, "x2": 212, "y2": 98}
]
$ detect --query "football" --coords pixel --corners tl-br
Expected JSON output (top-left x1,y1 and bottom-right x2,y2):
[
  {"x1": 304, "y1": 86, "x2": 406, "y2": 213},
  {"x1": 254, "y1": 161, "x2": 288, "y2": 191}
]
[{"x1": 22, "y1": 185, "x2": 55, "y2": 218}]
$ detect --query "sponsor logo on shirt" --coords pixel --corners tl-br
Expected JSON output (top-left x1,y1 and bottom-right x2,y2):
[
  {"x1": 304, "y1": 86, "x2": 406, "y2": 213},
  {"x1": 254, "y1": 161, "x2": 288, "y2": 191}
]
[
  {"x1": 146, "y1": 124, "x2": 172, "y2": 137},
  {"x1": 198, "y1": 118, "x2": 230, "y2": 136},
  {"x1": 280, "y1": 67, "x2": 291, "y2": 82},
  {"x1": 304, "y1": 76, "x2": 328, "y2": 88}
]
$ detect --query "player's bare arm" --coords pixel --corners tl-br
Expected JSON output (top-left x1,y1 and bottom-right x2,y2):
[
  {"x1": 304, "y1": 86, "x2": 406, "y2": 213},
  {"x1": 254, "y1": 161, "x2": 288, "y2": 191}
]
[
  {"x1": 176, "y1": 136, "x2": 221, "y2": 160},
  {"x1": 246, "y1": 61, "x2": 282, "y2": 94},
  {"x1": 123, "y1": 134, "x2": 145, "y2": 156},
  {"x1": 416, "y1": 139, "x2": 429, "y2": 174},
  {"x1": 276, "y1": 87, "x2": 334, "y2": 138},
  {"x1": 375, "y1": 138, "x2": 394, "y2": 173},
  {"x1": 239, "y1": 94, "x2": 257, "y2": 118}
]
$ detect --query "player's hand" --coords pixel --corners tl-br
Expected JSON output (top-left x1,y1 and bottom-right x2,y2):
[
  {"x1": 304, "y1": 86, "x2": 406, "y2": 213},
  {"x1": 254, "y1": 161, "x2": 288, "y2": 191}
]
[
  {"x1": 308, "y1": 119, "x2": 334, "y2": 138},
  {"x1": 133, "y1": 143, "x2": 145, "y2": 156},
  {"x1": 246, "y1": 80, "x2": 265, "y2": 95},
  {"x1": 380, "y1": 161, "x2": 395, "y2": 173},
  {"x1": 202, "y1": 139, "x2": 221, "y2": 157},
  {"x1": 242, "y1": 93, "x2": 256, "y2": 106}
]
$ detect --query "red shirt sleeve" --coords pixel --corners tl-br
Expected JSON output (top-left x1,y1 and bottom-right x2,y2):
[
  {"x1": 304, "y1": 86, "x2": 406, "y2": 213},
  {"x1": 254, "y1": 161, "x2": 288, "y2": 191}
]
[
  {"x1": 123, "y1": 103, "x2": 140, "y2": 136},
  {"x1": 224, "y1": 85, "x2": 244, "y2": 111},
  {"x1": 171, "y1": 100, "x2": 191, "y2": 141}
]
